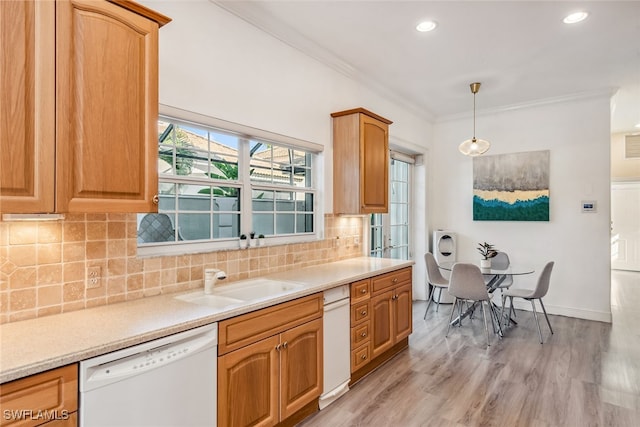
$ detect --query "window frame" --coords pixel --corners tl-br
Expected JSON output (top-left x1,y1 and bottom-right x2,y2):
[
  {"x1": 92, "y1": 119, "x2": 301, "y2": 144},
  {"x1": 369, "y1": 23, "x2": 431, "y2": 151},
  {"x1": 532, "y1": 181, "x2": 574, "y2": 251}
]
[
  {"x1": 137, "y1": 105, "x2": 324, "y2": 257},
  {"x1": 369, "y1": 151, "x2": 414, "y2": 260}
]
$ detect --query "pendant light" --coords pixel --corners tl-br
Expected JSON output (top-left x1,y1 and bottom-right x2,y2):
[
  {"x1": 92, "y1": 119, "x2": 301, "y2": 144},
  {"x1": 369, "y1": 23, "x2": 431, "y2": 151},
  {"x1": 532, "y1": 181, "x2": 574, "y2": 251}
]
[{"x1": 459, "y1": 82, "x2": 491, "y2": 156}]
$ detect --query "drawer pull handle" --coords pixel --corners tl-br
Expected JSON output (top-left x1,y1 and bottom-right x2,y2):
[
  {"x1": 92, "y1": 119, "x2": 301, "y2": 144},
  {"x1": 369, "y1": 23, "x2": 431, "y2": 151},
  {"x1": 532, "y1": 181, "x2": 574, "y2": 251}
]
[
  {"x1": 361, "y1": 310, "x2": 367, "y2": 316},
  {"x1": 360, "y1": 289, "x2": 367, "y2": 294},
  {"x1": 361, "y1": 332, "x2": 367, "y2": 337},
  {"x1": 392, "y1": 278, "x2": 398, "y2": 284},
  {"x1": 361, "y1": 354, "x2": 367, "y2": 360}
]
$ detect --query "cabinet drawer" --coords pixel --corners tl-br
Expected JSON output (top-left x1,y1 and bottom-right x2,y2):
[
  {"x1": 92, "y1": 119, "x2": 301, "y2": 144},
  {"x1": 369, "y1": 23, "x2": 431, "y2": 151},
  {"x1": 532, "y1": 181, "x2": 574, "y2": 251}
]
[
  {"x1": 372, "y1": 267, "x2": 412, "y2": 293},
  {"x1": 219, "y1": 293, "x2": 322, "y2": 355},
  {"x1": 350, "y1": 301, "x2": 370, "y2": 325},
  {"x1": 0, "y1": 364, "x2": 77, "y2": 427},
  {"x1": 351, "y1": 322, "x2": 370, "y2": 346},
  {"x1": 351, "y1": 342, "x2": 370, "y2": 372},
  {"x1": 350, "y1": 279, "x2": 370, "y2": 303}
]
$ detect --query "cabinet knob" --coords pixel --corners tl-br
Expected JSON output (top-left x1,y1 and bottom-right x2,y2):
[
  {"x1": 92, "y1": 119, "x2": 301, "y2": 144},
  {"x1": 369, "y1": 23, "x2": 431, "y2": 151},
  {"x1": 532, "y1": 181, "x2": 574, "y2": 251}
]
[
  {"x1": 360, "y1": 289, "x2": 367, "y2": 294},
  {"x1": 361, "y1": 332, "x2": 367, "y2": 337},
  {"x1": 152, "y1": 194, "x2": 159, "y2": 204},
  {"x1": 361, "y1": 354, "x2": 367, "y2": 360},
  {"x1": 361, "y1": 310, "x2": 367, "y2": 316},
  {"x1": 282, "y1": 341, "x2": 288, "y2": 349},
  {"x1": 275, "y1": 344, "x2": 281, "y2": 351},
  {"x1": 392, "y1": 278, "x2": 398, "y2": 284}
]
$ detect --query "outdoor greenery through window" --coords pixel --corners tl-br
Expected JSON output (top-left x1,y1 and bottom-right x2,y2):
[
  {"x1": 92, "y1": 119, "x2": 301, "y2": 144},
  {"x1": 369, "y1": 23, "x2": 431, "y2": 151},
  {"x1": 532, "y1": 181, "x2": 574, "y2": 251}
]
[{"x1": 137, "y1": 116, "x2": 317, "y2": 251}]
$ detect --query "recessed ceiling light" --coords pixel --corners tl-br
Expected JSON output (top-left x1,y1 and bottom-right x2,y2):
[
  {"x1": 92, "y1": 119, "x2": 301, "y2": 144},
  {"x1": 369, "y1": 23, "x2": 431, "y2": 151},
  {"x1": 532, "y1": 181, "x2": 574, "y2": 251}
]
[
  {"x1": 563, "y1": 11, "x2": 589, "y2": 24},
  {"x1": 416, "y1": 21, "x2": 437, "y2": 32}
]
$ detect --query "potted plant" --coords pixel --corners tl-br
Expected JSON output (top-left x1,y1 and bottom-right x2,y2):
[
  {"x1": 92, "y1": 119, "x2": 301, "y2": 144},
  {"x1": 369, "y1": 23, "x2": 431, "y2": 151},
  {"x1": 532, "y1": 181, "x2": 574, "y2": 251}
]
[
  {"x1": 239, "y1": 233, "x2": 247, "y2": 249},
  {"x1": 477, "y1": 242, "x2": 498, "y2": 268},
  {"x1": 258, "y1": 234, "x2": 265, "y2": 246}
]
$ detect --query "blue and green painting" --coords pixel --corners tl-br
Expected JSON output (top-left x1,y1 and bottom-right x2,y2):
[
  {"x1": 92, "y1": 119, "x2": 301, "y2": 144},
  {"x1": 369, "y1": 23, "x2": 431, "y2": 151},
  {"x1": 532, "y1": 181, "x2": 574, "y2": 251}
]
[{"x1": 473, "y1": 150, "x2": 550, "y2": 221}]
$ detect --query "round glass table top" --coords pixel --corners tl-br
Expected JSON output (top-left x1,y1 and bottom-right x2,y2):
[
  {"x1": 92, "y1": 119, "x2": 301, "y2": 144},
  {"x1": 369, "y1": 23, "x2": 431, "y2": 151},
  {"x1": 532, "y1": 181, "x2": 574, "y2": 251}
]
[{"x1": 437, "y1": 261, "x2": 535, "y2": 276}]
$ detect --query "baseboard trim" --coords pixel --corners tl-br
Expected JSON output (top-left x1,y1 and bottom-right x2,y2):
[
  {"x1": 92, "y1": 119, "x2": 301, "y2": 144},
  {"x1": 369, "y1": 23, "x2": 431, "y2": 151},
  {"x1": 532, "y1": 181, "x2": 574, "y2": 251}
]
[{"x1": 502, "y1": 298, "x2": 612, "y2": 323}]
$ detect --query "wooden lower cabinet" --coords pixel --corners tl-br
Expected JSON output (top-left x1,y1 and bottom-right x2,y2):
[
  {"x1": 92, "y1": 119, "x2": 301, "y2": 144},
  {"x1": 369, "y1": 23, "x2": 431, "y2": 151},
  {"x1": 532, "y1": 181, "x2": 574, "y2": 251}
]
[
  {"x1": 218, "y1": 335, "x2": 280, "y2": 427},
  {"x1": 280, "y1": 319, "x2": 323, "y2": 419},
  {"x1": 350, "y1": 267, "x2": 412, "y2": 384},
  {"x1": 217, "y1": 294, "x2": 323, "y2": 427},
  {"x1": 371, "y1": 283, "x2": 412, "y2": 359},
  {"x1": 0, "y1": 364, "x2": 78, "y2": 427}
]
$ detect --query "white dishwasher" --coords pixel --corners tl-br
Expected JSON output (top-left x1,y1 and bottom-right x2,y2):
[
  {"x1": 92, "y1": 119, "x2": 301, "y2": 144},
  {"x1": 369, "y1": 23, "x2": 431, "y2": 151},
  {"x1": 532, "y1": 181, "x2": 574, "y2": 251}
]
[
  {"x1": 80, "y1": 323, "x2": 217, "y2": 427},
  {"x1": 319, "y1": 285, "x2": 350, "y2": 409}
]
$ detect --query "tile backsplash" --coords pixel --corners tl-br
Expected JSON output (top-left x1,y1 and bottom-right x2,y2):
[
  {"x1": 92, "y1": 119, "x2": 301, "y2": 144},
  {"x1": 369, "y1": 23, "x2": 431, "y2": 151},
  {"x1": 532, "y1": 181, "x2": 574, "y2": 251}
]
[{"x1": 0, "y1": 213, "x2": 364, "y2": 324}]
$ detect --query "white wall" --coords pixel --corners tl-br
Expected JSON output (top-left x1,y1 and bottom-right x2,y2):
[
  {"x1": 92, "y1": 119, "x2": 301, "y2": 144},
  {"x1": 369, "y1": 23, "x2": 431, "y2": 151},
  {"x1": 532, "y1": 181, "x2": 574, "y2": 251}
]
[
  {"x1": 143, "y1": 1, "x2": 432, "y2": 210},
  {"x1": 431, "y1": 95, "x2": 612, "y2": 322},
  {"x1": 140, "y1": 1, "x2": 433, "y2": 295}
]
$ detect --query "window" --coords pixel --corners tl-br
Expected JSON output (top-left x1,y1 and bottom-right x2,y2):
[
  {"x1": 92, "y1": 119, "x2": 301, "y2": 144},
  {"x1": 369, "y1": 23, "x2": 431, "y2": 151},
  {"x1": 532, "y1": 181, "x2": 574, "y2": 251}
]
[
  {"x1": 138, "y1": 110, "x2": 321, "y2": 255},
  {"x1": 370, "y1": 154, "x2": 412, "y2": 260}
]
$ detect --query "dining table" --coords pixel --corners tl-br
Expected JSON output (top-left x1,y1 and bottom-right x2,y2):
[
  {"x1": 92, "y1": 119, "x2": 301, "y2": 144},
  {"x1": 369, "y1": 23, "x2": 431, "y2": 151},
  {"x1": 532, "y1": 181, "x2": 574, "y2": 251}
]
[{"x1": 438, "y1": 261, "x2": 535, "y2": 337}]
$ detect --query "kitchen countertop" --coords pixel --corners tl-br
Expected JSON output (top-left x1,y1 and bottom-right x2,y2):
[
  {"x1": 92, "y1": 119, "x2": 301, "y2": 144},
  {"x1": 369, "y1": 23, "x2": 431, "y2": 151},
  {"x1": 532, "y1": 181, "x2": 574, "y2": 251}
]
[{"x1": 0, "y1": 257, "x2": 413, "y2": 383}]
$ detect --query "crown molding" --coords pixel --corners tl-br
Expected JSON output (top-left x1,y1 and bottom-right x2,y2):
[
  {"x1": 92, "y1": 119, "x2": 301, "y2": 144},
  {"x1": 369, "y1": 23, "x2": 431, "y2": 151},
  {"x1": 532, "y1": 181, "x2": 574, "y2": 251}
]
[
  {"x1": 437, "y1": 87, "x2": 617, "y2": 123},
  {"x1": 211, "y1": 1, "x2": 434, "y2": 122}
]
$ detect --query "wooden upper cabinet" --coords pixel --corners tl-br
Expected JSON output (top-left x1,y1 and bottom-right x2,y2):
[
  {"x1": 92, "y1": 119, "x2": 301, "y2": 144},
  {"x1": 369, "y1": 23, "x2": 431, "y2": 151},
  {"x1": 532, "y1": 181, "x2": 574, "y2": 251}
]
[
  {"x1": 0, "y1": 0, "x2": 170, "y2": 213},
  {"x1": 331, "y1": 108, "x2": 391, "y2": 215},
  {"x1": 56, "y1": 0, "x2": 166, "y2": 212},
  {"x1": 0, "y1": 0, "x2": 55, "y2": 213}
]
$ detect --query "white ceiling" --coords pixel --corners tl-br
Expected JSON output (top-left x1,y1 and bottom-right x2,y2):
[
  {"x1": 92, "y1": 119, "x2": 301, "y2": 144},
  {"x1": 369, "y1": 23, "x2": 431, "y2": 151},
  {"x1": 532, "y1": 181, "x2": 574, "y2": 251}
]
[{"x1": 215, "y1": 0, "x2": 640, "y2": 133}]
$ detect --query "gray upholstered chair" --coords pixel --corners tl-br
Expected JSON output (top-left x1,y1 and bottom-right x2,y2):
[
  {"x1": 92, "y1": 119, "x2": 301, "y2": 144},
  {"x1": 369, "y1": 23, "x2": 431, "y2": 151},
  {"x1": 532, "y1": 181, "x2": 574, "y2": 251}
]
[
  {"x1": 445, "y1": 263, "x2": 492, "y2": 347},
  {"x1": 423, "y1": 252, "x2": 449, "y2": 319},
  {"x1": 501, "y1": 261, "x2": 555, "y2": 344}
]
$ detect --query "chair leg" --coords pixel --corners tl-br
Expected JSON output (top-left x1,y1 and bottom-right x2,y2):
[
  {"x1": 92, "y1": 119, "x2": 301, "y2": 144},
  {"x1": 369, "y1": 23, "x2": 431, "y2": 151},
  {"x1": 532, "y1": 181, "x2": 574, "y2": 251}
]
[
  {"x1": 500, "y1": 294, "x2": 508, "y2": 331},
  {"x1": 538, "y1": 299, "x2": 554, "y2": 335},
  {"x1": 435, "y1": 287, "x2": 443, "y2": 312},
  {"x1": 458, "y1": 298, "x2": 464, "y2": 327},
  {"x1": 481, "y1": 301, "x2": 490, "y2": 347},
  {"x1": 509, "y1": 296, "x2": 515, "y2": 322},
  {"x1": 424, "y1": 284, "x2": 435, "y2": 319},
  {"x1": 446, "y1": 298, "x2": 457, "y2": 337},
  {"x1": 530, "y1": 299, "x2": 544, "y2": 344}
]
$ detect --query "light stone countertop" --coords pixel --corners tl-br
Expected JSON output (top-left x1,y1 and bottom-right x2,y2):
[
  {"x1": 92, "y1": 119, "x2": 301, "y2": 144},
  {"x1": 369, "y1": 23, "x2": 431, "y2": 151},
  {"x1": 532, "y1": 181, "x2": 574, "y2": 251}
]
[{"x1": 0, "y1": 257, "x2": 413, "y2": 383}]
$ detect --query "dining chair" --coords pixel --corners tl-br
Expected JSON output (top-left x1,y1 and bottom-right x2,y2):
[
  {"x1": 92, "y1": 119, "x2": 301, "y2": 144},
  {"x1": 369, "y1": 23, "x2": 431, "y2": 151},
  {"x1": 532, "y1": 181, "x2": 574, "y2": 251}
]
[
  {"x1": 423, "y1": 252, "x2": 449, "y2": 319},
  {"x1": 491, "y1": 252, "x2": 513, "y2": 290},
  {"x1": 501, "y1": 261, "x2": 555, "y2": 344},
  {"x1": 445, "y1": 263, "x2": 492, "y2": 347}
]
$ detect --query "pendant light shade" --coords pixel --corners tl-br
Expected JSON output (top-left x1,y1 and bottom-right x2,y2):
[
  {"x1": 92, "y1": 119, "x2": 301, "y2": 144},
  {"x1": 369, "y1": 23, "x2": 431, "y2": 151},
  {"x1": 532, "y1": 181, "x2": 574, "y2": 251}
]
[{"x1": 459, "y1": 82, "x2": 490, "y2": 156}]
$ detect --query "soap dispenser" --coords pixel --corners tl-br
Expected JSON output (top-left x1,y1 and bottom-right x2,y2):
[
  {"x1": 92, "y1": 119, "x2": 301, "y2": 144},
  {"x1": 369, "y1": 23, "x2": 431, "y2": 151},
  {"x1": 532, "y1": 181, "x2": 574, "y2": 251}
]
[{"x1": 204, "y1": 268, "x2": 227, "y2": 294}]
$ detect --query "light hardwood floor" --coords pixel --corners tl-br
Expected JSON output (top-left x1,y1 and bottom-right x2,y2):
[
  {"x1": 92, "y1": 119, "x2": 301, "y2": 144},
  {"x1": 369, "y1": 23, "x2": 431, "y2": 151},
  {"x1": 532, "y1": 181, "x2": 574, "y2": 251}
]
[{"x1": 300, "y1": 270, "x2": 640, "y2": 426}]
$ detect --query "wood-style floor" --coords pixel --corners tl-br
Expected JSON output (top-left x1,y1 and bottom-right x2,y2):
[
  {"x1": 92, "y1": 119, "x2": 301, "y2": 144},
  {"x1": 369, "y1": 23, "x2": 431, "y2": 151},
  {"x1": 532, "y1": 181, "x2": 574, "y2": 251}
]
[{"x1": 300, "y1": 270, "x2": 640, "y2": 426}]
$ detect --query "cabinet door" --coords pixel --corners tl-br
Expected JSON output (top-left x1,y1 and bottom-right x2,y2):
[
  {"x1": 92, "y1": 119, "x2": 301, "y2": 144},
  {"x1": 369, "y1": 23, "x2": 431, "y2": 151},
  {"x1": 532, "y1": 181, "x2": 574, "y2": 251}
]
[
  {"x1": 0, "y1": 0, "x2": 55, "y2": 213},
  {"x1": 394, "y1": 283, "x2": 413, "y2": 343},
  {"x1": 359, "y1": 114, "x2": 388, "y2": 214},
  {"x1": 55, "y1": 0, "x2": 158, "y2": 212},
  {"x1": 218, "y1": 335, "x2": 279, "y2": 427},
  {"x1": 0, "y1": 364, "x2": 77, "y2": 427},
  {"x1": 371, "y1": 290, "x2": 394, "y2": 358},
  {"x1": 280, "y1": 318, "x2": 323, "y2": 420}
]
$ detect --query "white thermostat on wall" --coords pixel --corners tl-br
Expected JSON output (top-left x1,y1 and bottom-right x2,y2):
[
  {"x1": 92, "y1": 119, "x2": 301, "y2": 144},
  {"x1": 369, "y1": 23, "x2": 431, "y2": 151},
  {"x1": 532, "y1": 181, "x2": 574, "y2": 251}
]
[{"x1": 581, "y1": 200, "x2": 597, "y2": 213}]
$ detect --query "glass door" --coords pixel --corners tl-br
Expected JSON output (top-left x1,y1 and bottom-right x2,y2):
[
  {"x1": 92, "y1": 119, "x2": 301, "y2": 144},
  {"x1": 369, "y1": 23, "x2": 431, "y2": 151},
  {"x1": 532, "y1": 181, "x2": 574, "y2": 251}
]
[{"x1": 370, "y1": 156, "x2": 411, "y2": 260}]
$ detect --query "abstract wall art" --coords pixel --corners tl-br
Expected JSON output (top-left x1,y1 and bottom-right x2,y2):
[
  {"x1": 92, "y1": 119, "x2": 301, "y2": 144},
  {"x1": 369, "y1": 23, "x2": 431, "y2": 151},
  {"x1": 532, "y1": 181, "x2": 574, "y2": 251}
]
[{"x1": 473, "y1": 150, "x2": 550, "y2": 221}]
